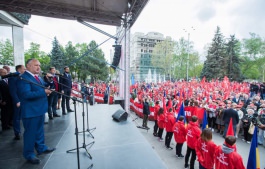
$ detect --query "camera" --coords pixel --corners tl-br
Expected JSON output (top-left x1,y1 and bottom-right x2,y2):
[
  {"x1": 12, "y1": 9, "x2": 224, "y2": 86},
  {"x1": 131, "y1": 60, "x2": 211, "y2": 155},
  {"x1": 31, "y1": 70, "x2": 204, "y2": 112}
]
[{"x1": 248, "y1": 113, "x2": 259, "y2": 126}]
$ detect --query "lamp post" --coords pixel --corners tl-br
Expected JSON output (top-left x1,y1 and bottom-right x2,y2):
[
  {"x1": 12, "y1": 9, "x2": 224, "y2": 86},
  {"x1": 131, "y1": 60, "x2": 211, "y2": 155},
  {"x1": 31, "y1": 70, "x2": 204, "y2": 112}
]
[{"x1": 183, "y1": 27, "x2": 195, "y2": 81}]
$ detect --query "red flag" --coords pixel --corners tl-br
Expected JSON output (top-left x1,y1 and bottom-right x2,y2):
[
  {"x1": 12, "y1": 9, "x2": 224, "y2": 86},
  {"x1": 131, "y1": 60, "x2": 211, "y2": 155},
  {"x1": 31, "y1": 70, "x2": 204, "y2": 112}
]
[
  {"x1": 163, "y1": 97, "x2": 168, "y2": 114},
  {"x1": 226, "y1": 118, "x2": 234, "y2": 136}
]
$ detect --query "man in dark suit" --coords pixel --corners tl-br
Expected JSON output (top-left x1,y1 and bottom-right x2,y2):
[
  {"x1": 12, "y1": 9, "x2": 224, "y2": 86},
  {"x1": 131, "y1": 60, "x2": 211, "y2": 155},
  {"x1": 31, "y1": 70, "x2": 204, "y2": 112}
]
[
  {"x1": 17, "y1": 59, "x2": 55, "y2": 164},
  {"x1": 60, "y1": 66, "x2": 73, "y2": 115},
  {"x1": 8, "y1": 65, "x2": 26, "y2": 140},
  {"x1": 142, "y1": 98, "x2": 150, "y2": 129},
  {"x1": 44, "y1": 67, "x2": 60, "y2": 119},
  {"x1": 0, "y1": 68, "x2": 13, "y2": 131},
  {"x1": 222, "y1": 103, "x2": 239, "y2": 138}
]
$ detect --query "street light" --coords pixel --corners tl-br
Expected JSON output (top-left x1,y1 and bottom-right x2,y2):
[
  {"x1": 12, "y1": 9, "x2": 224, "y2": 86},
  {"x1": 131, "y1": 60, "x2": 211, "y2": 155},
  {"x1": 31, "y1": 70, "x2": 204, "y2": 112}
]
[{"x1": 183, "y1": 27, "x2": 195, "y2": 81}]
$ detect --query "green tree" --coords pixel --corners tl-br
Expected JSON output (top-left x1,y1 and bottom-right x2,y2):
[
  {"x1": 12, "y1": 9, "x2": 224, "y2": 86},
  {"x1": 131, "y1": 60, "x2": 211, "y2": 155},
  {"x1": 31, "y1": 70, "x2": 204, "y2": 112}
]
[
  {"x1": 241, "y1": 33, "x2": 265, "y2": 80},
  {"x1": 0, "y1": 39, "x2": 14, "y2": 65},
  {"x1": 50, "y1": 37, "x2": 65, "y2": 71},
  {"x1": 78, "y1": 41, "x2": 108, "y2": 82},
  {"x1": 24, "y1": 42, "x2": 50, "y2": 70},
  {"x1": 226, "y1": 35, "x2": 244, "y2": 81},
  {"x1": 201, "y1": 26, "x2": 227, "y2": 80},
  {"x1": 173, "y1": 37, "x2": 201, "y2": 80},
  {"x1": 151, "y1": 38, "x2": 175, "y2": 78},
  {"x1": 64, "y1": 41, "x2": 79, "y2": 78}
]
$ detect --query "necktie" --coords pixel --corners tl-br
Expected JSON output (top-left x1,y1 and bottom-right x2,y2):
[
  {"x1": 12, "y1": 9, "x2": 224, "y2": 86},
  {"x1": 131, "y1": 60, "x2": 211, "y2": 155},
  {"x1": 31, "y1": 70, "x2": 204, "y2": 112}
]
[{"x1": 34, "y1": 75, "x2": 41, "y2": 83}]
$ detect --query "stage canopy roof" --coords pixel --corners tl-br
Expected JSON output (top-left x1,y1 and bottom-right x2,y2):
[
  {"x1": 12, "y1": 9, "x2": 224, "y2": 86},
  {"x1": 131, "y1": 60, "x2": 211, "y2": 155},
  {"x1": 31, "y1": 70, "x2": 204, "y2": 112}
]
[{"x1": 0, "y1": 0, "x2": 148, "y2": 27}]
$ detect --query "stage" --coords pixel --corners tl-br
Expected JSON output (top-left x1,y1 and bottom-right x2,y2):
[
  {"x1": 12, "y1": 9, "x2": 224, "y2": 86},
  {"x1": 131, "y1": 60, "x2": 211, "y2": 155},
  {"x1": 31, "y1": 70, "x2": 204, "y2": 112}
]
[{"x1": 0, "y1": 103, "x2": 167, "y2": 169}]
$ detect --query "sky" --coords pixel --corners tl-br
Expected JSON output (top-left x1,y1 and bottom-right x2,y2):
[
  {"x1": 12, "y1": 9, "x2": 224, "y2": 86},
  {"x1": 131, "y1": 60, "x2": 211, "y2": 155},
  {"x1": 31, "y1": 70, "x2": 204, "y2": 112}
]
[{"x1": 0, "y1": 0, "x2": 265, "y2": 62}]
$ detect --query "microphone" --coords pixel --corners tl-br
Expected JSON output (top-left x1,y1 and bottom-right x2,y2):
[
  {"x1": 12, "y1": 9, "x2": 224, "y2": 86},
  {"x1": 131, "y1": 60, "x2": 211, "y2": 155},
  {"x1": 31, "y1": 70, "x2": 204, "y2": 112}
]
[
  {"x1": 0, "y1": 73, "x2": 20, "y2": 80},
  {"x1": 55, "y1": 73, "x2": 63, "y2": 76},
  {"x1": 42, "y1": 72, "x2": 63, "y2": 76}
]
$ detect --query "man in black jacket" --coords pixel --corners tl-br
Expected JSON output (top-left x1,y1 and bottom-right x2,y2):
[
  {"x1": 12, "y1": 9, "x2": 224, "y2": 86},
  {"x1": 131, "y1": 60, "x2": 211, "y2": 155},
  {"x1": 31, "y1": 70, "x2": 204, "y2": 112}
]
[
  {"x1": 222, "y1": 103, "x2": 239, "y2": 138},
  {"x1": 60, "y1": 66, "x2": 73, "y2": 115},
  {"x1": 142, "y1": 98, "x2": 150, "y2": 129}
]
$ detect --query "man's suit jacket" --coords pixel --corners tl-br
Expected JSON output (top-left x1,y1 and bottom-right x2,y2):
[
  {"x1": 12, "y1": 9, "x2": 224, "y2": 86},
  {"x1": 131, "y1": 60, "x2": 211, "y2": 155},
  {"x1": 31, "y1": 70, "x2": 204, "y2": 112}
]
[
  {"x1": 60, "y1": 72, "x2": 72, "y2": 91},
  {"x1": 8, "y1": 72, "x2": 20, "y2": 105},
  {"x1": 17, "y1": 71, "x2": 48, "y2": 118}
]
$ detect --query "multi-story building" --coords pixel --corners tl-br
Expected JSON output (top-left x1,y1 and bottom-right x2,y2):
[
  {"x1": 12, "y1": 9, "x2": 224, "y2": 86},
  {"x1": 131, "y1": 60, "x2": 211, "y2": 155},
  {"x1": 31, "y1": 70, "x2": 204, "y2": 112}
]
[{"x1": 130, "y1": 32, "x2": 172, "y2": 82}]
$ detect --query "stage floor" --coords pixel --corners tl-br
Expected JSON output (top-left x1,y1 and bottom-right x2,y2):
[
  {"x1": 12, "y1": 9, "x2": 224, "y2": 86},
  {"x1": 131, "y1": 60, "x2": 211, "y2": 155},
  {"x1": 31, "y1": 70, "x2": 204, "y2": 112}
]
[{"x1": 0, "y1": 103, "x2": 167, "y2": 169}]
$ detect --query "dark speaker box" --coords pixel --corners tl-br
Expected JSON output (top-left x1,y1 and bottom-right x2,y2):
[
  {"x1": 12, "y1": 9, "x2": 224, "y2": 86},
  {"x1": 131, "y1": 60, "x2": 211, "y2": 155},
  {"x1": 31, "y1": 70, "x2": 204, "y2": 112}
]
[
  {"x1": 114, "y1": 98, "x2": 124, "y2": 109},
  {"x1": 112, "y1": 109, "x2": 128, "y2": 122}
]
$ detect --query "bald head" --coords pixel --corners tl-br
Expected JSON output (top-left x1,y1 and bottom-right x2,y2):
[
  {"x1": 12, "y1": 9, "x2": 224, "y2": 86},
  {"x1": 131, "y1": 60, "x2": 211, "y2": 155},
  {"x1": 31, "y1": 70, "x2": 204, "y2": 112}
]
[
  {"x1": 26, "y1": 59, "x2": 41, "y2": 75},
  {"x1": 0, "y1": 68, "x2": 7, "y2": 76}
]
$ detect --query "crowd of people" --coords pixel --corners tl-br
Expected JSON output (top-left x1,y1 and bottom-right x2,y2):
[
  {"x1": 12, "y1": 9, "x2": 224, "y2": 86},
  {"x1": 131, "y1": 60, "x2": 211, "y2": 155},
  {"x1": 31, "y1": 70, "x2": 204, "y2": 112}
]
[{"x1": 133, "y1": 80, "x2": 265, "y2": 169}]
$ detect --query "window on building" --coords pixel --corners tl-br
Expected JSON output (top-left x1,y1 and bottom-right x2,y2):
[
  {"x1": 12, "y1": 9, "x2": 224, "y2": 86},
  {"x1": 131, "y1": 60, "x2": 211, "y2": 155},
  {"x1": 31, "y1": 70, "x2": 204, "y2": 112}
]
[
  {"x1": 141, "y1": 43, "x2": 143, "y2": 46},
  {"x1": 141, "y1": 49, "x2": 143, "y2": 52}
]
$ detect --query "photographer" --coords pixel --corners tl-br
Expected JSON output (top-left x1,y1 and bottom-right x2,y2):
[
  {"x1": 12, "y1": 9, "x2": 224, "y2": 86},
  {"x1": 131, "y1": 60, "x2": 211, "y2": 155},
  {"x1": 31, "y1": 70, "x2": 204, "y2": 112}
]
[{"x1": 241, "y1": 108, "x2": 255, "y2": 143}]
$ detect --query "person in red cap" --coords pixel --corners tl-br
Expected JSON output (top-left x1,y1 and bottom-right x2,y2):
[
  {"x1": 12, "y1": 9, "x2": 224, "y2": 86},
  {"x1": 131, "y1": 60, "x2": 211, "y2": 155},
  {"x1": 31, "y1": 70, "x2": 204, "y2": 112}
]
[
  {"x1": 184, "y1": 115, "x2": 201, "y2": 169},
  {"x1": 195, "y1": 128, "x2": 217, "y2": 169},
  {"x1": 215, "y1": 136, "x2": 245, "y2": 169},
  {"x1": 173, "y1": 115, "x2": 187, "y2": 158}
]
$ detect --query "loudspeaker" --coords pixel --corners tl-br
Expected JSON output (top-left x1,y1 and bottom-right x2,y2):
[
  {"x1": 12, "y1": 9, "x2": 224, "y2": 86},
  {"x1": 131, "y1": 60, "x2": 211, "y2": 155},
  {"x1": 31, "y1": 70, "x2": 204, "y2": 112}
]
[
  {"x1": 111, "y1": 45, "x2": 122, "y2": 70},
  {"x1": 114, "y1": 98, "x2": 124, "y2": 109},
  {"x1": 112, "y1": 109, "x2": 128, "y2": 122}
]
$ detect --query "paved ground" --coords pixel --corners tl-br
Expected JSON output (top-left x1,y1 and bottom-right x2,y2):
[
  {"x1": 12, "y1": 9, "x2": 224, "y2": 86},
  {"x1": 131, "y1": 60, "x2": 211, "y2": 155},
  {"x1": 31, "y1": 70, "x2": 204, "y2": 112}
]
[{"x1": 128, "y1": 110, "x2": 265, "y2": 169}]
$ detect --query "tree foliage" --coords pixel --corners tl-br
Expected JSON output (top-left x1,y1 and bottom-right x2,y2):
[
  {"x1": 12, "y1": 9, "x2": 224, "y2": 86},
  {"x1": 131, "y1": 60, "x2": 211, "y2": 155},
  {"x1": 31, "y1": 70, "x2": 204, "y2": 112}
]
[
  {"x1": 49, "y1": 37, "x2": 65, "y2": 71},
  {"x1": 151, "y1": 38, "x2": 174, "y2": 76},
  {"x1": 201, "y1": 26, "x2": 228, "y2": 80},
  {"x1": 240, "y1": 33, "x2": 265, "y2": 81},
  {"x1": 24, "y1": 42, "x2": 50, "y2": 70},
  {"x1": 0, "y1": 39, "x2": 14, "y2": 65}
]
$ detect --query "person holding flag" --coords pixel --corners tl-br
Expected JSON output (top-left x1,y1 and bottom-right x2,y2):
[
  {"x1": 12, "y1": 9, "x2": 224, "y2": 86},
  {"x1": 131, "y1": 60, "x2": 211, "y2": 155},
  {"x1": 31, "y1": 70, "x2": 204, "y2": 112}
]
[
  {"x1": 195, "y1": 128, "x2": 217, "y2": 169},
  {"x1": 184, "y1": 116, "x2": 201, "y2": 169},
  {"x1": 215, "y1": 136, "x2": 245, "y2": 169},
  {"x1": 172, "y1": 115, "x2": 187, "y2": 158}
]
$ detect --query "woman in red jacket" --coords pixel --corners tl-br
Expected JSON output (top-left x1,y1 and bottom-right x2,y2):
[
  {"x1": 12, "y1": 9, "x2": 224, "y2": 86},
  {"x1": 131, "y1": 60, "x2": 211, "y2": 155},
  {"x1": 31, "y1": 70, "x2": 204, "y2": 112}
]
[
  {"x1": 173, "y1": 116, "x2": 187, "y2": 158},
  {"x1": 157, "y1": 107, "x2": 165, "y2": 142},
  {"x1": 195, "y1": 128, "x2": 217, "y2": 169}
]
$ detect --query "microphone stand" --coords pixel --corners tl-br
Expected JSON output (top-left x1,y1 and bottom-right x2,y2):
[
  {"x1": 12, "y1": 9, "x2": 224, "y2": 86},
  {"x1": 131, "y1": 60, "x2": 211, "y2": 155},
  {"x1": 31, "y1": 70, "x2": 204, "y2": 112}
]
[
  {"x1": 50, "y1": 78, "x2": 97, "y2": 139},
  {"x1": 18, "y1": 76, "x2": 91, "y2": 169},
  {"x1": 45, "y1": 77, "x2": 95, "y2": 161},
  {"x1": 82, "y1": 92, "x2": 96, "y2": 138}
]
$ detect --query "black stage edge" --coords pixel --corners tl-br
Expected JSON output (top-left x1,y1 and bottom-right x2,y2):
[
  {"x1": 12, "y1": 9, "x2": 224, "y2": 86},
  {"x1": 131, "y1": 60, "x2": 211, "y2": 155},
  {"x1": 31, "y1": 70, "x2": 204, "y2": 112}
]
[{"x1": 0, "y1": 104, "x2": 167, "y2": 169}]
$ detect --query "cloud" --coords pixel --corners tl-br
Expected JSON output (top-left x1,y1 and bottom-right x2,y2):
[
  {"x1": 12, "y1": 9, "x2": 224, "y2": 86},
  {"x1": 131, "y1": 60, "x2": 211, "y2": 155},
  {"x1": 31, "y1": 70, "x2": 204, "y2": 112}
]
[{"x1": 196, "y1": 5, "x2": 216, "y2": 22}]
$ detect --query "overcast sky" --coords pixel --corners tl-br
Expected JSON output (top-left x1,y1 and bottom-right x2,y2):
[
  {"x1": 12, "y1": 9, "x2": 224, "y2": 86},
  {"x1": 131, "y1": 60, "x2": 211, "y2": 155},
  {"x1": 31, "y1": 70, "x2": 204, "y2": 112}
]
[{"x1": 0, "y1": 0, "x2": 265, "y2": 62}]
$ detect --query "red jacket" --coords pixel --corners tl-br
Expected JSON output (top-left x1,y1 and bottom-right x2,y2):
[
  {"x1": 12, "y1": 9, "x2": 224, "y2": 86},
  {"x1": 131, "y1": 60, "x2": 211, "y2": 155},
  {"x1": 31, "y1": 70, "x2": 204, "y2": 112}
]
[
  {"x1": 154, "y1": 104, "x2": 160, "y2": 120},
  {"x1": 195, "y1": 138, "x2": 217, "y2": 169},
  {"x1": 157, "y1": 113, "x2": 165, "y2": 128},
  {"x1": 165, "y1": 113, "x2": 175, "y2": 132},
  {"x1": 214, "y1": 144, "x2": 245, "y2": 169},
  {"x1": 186, "y1": 121, "x2": 201, "y2": 149},
  {"x1": 173, "y1": 121, "x2": 187, "y2": 143}
]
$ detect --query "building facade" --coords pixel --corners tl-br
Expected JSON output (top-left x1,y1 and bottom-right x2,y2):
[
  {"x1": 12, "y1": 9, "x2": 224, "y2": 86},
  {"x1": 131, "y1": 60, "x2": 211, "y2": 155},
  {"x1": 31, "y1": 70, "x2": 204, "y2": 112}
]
[{"x1": 130, "y1": 32, "x2": 172, "y2": 82}]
